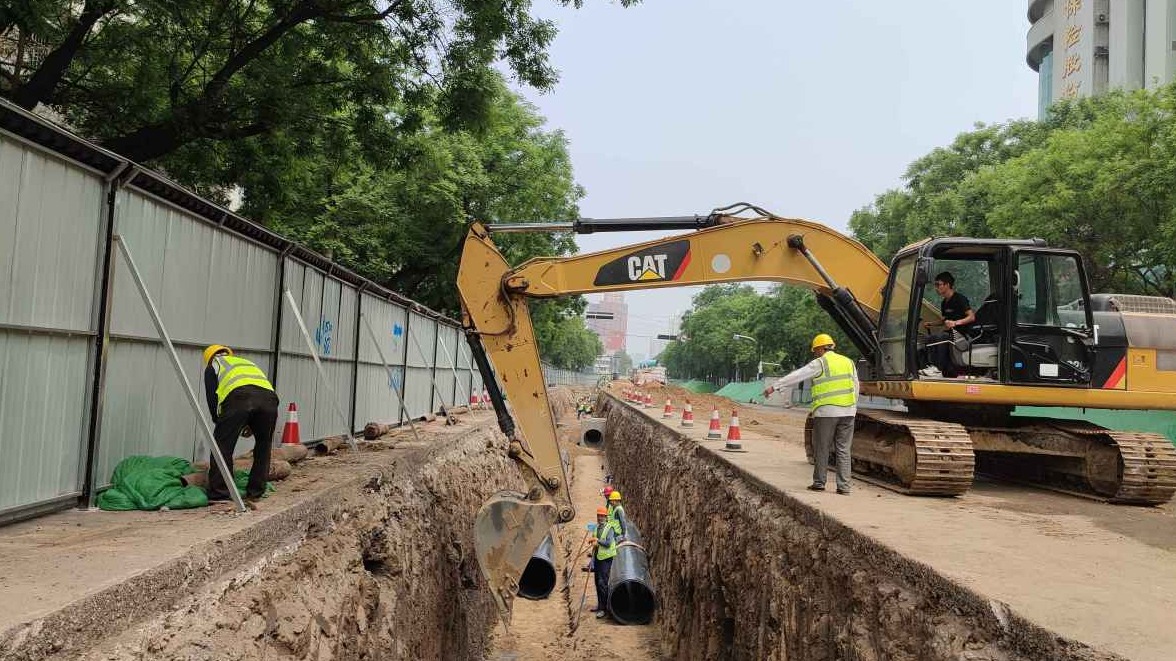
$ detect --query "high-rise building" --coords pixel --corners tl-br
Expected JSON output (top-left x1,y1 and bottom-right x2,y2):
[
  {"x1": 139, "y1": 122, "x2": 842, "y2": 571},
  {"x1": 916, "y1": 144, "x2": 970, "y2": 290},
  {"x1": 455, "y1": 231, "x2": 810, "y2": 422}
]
[
  {"x1": 1027, "y1": 0, "x2": 1176, "y2": 118},
  {"x1": 585, "y1": 293, "x2": 628, "y2": 354}
]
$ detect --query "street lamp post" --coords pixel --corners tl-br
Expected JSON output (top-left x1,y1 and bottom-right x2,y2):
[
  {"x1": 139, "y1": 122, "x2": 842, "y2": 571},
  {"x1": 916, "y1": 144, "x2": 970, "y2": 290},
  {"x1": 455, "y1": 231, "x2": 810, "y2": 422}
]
[{"x1": 732, "y1": 333, "x2": 759, "y2": 381}]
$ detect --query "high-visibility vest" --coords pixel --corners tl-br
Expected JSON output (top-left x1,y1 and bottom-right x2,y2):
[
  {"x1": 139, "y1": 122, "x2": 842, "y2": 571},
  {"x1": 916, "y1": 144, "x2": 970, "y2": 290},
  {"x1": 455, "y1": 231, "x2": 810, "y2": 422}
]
[
  {"x1": 810, "y1": 351, "x2": 857, "y2": 411},
  {"x1": 213, "y1": 356, "x2": 274, "y2": 405},
  {"x1": 595, "y1": 524, "x2": 617, "y2": 561},
  {"x1": 608, "y1": 503, "x2": 626, "y2": 536}
]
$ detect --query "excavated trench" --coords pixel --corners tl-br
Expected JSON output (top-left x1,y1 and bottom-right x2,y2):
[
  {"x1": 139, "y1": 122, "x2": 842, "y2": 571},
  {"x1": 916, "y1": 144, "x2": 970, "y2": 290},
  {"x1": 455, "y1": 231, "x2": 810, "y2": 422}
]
[
  {"x1": 62, "y1": 426, "x2": 521, "y2": 661},
  {"x1": 595, "y1": 393, "x2": 1120, "y2": 661}
]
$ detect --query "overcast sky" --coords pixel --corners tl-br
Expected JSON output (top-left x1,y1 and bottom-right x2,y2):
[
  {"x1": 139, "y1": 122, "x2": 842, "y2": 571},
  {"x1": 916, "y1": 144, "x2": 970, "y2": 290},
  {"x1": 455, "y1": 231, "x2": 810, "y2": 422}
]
[{"x1": 512, "y1": 1, "x2": 1039, "y2": 360}]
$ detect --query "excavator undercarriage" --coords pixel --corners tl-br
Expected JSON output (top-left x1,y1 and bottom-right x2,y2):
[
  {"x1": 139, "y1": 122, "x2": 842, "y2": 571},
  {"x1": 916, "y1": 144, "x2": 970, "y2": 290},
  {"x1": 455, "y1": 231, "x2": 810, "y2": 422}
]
[{"x1": 805, "y1": 409, "x2": 1176, "y2": 504}]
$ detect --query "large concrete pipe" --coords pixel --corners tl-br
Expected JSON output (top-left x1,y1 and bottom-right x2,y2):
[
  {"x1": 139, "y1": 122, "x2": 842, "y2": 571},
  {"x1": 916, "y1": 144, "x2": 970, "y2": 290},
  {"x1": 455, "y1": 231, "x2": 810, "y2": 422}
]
[
  {"x1": 608, "y1": 523, "x2": 658, "y2": 624},
  {"x1": 580, "y1": 417, "x2": 606, "y2": 448},
  {"x1": 517, "y1": 533, "x2": 557, "y2": 600}
]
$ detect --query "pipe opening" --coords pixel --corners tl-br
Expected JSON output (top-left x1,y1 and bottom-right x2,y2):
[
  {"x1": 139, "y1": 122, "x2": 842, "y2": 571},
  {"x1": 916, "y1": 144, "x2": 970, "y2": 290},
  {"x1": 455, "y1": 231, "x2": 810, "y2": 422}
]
[
  {"x1": 608, "y1": 580, "x2": 657, "y2": 625},
  {"x1": 582, "y1": 429, "x2": 603, "y2": 447},
  {"x1": 517, "y1": 557, "x2": 557, "y2": 600}
]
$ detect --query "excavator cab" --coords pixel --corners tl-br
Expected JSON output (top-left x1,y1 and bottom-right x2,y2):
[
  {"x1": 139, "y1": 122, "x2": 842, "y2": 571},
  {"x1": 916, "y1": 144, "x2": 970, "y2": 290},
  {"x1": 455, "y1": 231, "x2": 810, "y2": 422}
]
[{"x1": 877, "y1": 238, "x2": 1096, "y2": 387}]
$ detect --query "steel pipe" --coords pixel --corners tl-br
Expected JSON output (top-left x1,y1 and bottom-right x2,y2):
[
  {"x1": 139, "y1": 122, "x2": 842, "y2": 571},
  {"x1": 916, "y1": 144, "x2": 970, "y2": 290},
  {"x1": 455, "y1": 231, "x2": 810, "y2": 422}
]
[
  {"x1": 517, "y1": 533, "x2": 556, "y2": 600},
  {"x1": 607, "y1": 523, "x2": 658, "y2": 625}
]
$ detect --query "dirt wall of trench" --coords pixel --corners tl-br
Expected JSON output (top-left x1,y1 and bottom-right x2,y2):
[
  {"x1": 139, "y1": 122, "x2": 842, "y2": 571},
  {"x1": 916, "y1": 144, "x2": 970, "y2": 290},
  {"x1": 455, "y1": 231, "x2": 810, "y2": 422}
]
[
  {"x1": 44, "y1": 426, "x2": 520, "y2": 661},
  {"x1": 597, "y1": 395, "x2": 1117, "y2": 661}
]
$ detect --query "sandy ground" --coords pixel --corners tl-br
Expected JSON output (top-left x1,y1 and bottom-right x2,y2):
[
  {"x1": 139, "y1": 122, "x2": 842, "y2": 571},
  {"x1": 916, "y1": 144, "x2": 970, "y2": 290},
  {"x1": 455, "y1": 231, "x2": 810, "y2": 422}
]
[
  {"x1": 614, "y1": 382, "x2": 1176, "y2": 661},
  {"x1": 485, "y1": 390, "x2": 662, "y2": 661}
]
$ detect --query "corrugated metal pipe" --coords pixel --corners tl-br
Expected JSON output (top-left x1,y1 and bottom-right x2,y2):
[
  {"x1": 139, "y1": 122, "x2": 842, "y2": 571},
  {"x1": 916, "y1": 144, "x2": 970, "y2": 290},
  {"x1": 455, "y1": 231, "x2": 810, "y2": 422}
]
[
  {"x1": 608, "y1": 523, "x2": 658, "y2": 624},
  {"x1": 517, "y1": 533, "x2": 557, "y2": 600}
]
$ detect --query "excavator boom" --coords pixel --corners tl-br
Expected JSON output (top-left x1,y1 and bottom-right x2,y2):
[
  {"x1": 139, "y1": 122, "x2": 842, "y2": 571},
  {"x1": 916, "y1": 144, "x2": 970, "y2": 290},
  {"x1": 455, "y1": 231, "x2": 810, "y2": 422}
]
[{"x1": 457, "y1": 208, "x2": 889, "y2": 617}]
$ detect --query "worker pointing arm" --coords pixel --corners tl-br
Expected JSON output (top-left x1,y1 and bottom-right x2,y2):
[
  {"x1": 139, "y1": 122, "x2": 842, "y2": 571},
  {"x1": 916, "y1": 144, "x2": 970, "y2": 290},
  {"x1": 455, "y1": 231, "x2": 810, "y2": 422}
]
[{"x1": 764, "y1": 334, "x2": 859, "y2": 495}]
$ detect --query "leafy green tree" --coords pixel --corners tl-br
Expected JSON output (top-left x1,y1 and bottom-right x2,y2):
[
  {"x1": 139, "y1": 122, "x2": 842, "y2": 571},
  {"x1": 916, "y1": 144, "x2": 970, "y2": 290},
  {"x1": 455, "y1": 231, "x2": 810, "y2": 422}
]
[
  {"x1": 531, "y1": 300, "x2": 602, "y2": 371},
  {"x1": 849, "y1": 84, "x2": 1176, "y2": 297},
  {"x1": 978, "y1": 88, "x2": 1176, "y2": 296},
  {"x1": 2, "y1": 0, "x2": 638, "y2": 162}
]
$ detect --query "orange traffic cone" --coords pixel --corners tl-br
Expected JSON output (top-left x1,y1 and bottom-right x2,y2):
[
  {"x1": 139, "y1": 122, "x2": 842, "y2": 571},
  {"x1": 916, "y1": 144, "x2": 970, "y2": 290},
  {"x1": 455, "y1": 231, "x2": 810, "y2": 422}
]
[
  {"x1": 281, "y1": 402, "x2": 301, "y2": 446},
  {"x1": 724, "y1": 409, "x2": 744, "y2": 452},
  {"x1": 469, "y1": 391, "x2": 480, "y2": 408},
  {"x1": 662, "y1": 398, "x2": 673, "y2": 418},
  {"x1": 706, "y1": 406, "x2": 723, "y2": 439},
  {"x1": 644, "y1": 392, "x2": 653, "y2": 408},
  {"x1": 681, "y1": 400, "x2": 694, "y2": 427},
  {"x1": 482, "y1": 389, "x2": 490, "y2": 410}
]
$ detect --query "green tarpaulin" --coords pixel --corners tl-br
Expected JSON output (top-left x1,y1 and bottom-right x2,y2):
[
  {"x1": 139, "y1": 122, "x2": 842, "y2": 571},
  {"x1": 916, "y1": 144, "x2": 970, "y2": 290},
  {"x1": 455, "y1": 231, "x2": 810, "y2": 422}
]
[{"x1": 97, "y1": 455, "x2": 262, "y2": 511}]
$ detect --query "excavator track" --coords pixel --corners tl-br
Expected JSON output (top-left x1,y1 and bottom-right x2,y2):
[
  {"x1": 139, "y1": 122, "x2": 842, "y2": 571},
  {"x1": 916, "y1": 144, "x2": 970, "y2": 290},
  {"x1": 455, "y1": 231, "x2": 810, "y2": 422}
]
[
  {"x1": 805, "y1": 410, "x2": 974, "y2": 496},
  {"x1": 974, "y1": 419, "x2": 1176, "y2": 505}
]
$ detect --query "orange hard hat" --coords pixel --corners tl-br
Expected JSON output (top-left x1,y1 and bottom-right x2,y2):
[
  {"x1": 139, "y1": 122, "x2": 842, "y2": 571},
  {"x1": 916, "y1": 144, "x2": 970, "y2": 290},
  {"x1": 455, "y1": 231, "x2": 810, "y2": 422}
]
[{"x1": 596, "y1": 506, "x2": 608, "y2": 516}]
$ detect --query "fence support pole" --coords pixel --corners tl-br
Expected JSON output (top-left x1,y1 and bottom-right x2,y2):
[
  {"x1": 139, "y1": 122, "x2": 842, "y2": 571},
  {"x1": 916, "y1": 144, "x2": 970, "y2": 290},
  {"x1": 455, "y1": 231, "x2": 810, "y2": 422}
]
[
  {"x1": 360, "y1": 313, "x2": 422, "y2": 444},
  {"x1": 113, "y1": 236, "x2": 245, "y2": 513},
  {"x1": 80, "y1": 162, "x2": 133, "y2": 509},
  {"x1": 283, "y1": 289, "x2": 359, "y2": 452},
  {"x1": 408, "y1": 319, "x2": 451, "y2": 417},
  {"x1": 435, "y1": 331, "x2": 471, "y2": 408}
]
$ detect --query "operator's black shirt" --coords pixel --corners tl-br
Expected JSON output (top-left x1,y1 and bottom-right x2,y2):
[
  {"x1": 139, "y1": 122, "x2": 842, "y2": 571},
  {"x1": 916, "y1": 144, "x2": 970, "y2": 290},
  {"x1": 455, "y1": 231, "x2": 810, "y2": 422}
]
[{"x1": 941, "y1": 292, "x2": 972, "y2": 322}]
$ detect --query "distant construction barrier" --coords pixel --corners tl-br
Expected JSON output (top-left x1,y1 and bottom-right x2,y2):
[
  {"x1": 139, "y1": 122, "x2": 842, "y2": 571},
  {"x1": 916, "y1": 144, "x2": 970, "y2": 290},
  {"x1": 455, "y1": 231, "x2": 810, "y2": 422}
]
[{"x1": 0, "y1": 99, "x2": 484, "y2": 524}]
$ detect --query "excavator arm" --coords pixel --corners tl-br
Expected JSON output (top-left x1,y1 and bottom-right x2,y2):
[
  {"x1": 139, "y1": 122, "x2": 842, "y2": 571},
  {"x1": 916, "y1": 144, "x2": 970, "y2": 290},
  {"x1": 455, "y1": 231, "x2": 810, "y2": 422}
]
[{"x1": 457, "y1": 205, "x2": 890, "y2": 618}]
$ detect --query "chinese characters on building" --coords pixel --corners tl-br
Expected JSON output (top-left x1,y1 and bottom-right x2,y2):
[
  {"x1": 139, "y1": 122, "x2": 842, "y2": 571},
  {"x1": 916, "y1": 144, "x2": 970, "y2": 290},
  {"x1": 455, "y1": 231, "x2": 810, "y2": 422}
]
[{"x1": 1061, "y1": 0, "x2": 1083, "y2": 98}]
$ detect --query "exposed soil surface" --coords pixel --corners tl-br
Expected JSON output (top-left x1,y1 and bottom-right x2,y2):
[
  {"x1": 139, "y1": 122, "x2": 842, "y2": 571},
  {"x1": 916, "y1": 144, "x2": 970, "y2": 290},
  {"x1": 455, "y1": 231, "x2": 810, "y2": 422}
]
[
  {"x1": 0, "y1": 414, "x2": 519, "y2": 661},
  {"x1": 600, "y1": 381, "x2": 1176, "y2": 661}
]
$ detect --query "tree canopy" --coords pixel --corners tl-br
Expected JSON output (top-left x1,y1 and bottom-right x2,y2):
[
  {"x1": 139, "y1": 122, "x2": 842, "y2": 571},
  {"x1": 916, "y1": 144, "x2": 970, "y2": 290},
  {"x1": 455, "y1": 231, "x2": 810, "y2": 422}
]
[
  {"x1": 658, "y1": 285, "x2": 853, "y2": 382},
  {"x1": 1, "y1": 0, "x2": 635, "y2": 362},
  {"x1": 849, "y1": 84, "x2": 1176, "y2": 297}
]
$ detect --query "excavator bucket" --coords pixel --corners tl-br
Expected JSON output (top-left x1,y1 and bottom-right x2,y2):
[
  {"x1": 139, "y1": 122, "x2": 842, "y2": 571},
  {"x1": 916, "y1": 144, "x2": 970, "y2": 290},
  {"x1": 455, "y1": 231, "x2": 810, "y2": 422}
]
[{"x1": 474, "y1": 490, "x2": 559, "y2": 623}]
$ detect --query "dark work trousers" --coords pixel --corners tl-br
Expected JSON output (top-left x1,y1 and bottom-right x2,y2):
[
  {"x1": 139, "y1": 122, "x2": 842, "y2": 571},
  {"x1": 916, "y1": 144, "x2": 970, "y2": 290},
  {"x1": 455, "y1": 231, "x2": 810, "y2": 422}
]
[
  {"x1": 812, "y1": 415, "x2": 855, "y2": 492},
  {"x1": 208, "y1": 385, "x2": 280, "y2": 500},
  {"x1": 593, "y1": 557, "x2": 613, "y2": 611},
  {"x1": 927, "y1": 332, "x2": 958, "y2": 377}
]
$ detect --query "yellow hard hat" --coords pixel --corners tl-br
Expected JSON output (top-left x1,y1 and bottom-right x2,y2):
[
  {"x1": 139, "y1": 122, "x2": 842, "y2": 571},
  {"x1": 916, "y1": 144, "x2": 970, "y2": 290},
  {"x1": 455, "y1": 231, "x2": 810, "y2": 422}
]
[
  {"x1": 810, "y1": 334, "x2": 835, "y2": 351},
  {"x1": 608, "y1": 491, "x2": 622, "y2": 501},
  {"x1": 203, "y1": 344, "x2": 233, "y2": 365}
]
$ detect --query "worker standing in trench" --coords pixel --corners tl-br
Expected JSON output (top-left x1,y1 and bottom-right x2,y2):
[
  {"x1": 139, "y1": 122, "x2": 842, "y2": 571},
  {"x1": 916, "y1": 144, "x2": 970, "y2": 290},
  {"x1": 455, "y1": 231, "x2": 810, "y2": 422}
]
[
  {"x1": 607, "y1": 490, "x2": 629, "y2": 541},
  {"x1": 590, "y1": 506, "x2": 619, "y2": 619},
  {"x1": 202, "y1": 345, "x2": 280, "y2": 506},
  {"x1": 763, "y1": 333, "x2": 859, "y2": 495}
]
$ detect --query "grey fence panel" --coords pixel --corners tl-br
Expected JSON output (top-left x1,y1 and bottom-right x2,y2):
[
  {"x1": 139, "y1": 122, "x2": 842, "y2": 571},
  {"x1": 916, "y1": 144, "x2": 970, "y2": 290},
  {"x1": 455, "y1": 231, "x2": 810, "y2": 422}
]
[
  {"x1": 101, "y1": 190, "x2": 278, "y2": 478},
  {"x1": 403, "y1": 367, "x2": 434, "y2": 418},
  {"x1": 0, "y1": 333, "x2": 92, "y2": 512},
  {"x1": 404, "y1": 311, "x2": 437, "y2": 415},
  {"x1": 436, "y1": 323, "x2": 460, "y2": 406},
  {"x1": 0, "y1": 100, "x2": 485, "y2": 523},
  {"x1": 354, "y1": 364, "x2": 403, "y2": 427},
  {"x1": 454, "y1": 335, "x2": 475, "y2": 405},
  {"x1": 406, "y1": 310, "x2": 436, "y2": 367},
  {"x1": 0, "y1": 133, "x2": 104, "y2": 514},
  {"x1": 354, "y1": 293, "x2": 408, "y2": 426},
  {"x1": 0, "y1": 138, "x2": 103, "y2": 330}
]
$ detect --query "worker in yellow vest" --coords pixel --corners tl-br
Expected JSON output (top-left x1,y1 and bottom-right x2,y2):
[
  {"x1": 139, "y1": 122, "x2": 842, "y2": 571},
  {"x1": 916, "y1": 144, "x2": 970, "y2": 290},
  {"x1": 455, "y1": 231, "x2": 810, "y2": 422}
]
[
  {"x1": 763, "y1": 333, "x2": 859, "y2": 495},
  {"x1": 589, "y1": 506, "x2": 618, "y2": 619},
  {"x1": 202, "y1": 345, "x2": 279, "y2": 504}
]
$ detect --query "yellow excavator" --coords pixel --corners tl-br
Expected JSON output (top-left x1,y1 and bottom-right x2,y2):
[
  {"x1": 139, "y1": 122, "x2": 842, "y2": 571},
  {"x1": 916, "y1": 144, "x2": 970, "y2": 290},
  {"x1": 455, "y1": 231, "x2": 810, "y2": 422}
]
[{"x1": 456, "y1": 203, "x2": 1176, "y2": 614}]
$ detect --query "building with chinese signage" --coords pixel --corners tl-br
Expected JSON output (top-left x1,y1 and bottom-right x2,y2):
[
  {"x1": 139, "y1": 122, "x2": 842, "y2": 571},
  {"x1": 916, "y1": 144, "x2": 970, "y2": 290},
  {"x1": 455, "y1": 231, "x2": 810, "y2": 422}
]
[{"x1": 1027, "y1": 0, "x2": 1176, "y2": 118}]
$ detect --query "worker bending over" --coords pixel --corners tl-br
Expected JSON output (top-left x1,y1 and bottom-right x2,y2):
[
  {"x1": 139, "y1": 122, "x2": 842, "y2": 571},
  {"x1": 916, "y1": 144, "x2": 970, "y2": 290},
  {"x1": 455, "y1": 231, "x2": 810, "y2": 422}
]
[
  {"x1": 590, "y1": 506, "x2": 618, "y2": 619},
  {"x1": 203, "y1": 345, "x2": 280, "y2": 504},
  {"x1": 763, "y1": 333, "x2": 859, "y2": 495}
]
